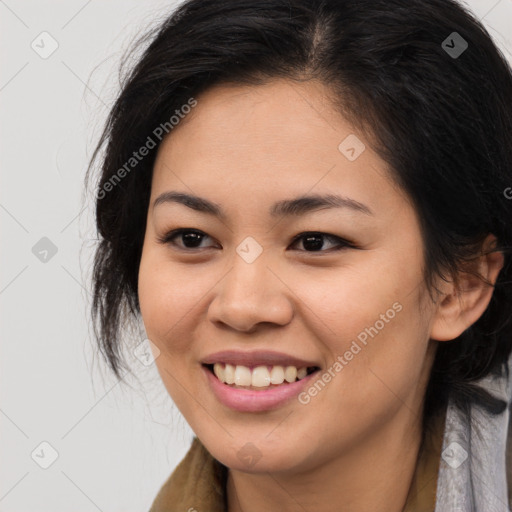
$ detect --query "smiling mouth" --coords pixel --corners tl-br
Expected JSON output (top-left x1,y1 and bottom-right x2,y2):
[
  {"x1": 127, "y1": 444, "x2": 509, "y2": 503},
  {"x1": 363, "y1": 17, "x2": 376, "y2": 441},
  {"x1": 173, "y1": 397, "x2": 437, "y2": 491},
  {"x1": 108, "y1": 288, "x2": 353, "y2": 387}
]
[{"x1": 204, "y1": 363, "x2": 320, "y2": 390}]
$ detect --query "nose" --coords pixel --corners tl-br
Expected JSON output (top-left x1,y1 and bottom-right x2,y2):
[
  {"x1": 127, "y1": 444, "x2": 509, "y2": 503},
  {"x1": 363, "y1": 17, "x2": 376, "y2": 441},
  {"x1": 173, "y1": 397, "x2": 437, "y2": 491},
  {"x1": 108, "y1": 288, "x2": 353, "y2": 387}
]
[{"x1": 207, "y1": 254, "x2": 294, "y2": 333}]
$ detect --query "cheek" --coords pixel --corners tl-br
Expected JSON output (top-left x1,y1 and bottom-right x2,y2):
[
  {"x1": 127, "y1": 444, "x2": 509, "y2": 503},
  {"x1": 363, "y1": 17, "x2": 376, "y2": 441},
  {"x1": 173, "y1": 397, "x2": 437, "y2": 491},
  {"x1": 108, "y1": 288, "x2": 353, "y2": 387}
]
[
  {"x1": 291, "y1": 258, "x2": 415, "y2": 346},
  {"x1": 138, "y1": 250, "x2": 205, "y2": 355},
  {"x1": 293, "y1": 256, "x2": 430, "y2": 397}
]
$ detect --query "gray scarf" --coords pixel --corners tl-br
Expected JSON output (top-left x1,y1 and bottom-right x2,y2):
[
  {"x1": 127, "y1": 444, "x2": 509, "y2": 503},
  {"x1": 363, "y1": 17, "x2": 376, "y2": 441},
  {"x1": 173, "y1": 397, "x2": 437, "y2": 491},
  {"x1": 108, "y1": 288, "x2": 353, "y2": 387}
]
[{"x1": 435, "y1": 353, "x2": 512, "y2": 512}]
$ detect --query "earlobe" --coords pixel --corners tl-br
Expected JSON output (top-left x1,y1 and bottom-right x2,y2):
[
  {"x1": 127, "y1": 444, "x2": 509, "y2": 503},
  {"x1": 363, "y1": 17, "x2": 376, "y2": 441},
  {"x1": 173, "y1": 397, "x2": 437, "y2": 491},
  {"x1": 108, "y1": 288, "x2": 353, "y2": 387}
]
[{"x1": 429, "y1": 235, "x2": 504, "y2": 342}]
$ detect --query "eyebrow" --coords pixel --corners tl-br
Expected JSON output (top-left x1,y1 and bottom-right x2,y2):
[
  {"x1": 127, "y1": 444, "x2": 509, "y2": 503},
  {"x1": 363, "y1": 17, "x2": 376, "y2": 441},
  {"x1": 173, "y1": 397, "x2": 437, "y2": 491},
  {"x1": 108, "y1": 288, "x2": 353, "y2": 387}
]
[{"x1": 152, "y1": 191, "x2": 373, "y2": 218}]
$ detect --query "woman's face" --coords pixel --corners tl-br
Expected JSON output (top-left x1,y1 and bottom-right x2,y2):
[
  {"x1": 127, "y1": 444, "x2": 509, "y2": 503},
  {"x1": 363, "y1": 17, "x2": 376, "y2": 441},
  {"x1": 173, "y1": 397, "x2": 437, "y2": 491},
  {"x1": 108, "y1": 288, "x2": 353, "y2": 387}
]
[{"x1": 138, "y1": 78, "x2": 439, "y2": 473}]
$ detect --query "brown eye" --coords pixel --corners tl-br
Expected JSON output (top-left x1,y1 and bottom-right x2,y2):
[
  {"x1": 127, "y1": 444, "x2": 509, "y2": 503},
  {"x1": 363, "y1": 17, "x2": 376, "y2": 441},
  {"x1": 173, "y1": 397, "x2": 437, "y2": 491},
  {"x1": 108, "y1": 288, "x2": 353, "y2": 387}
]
[
  {"x1": 157, "y1": 229, "x2": 216, "y2": 249},
  {"x1": 157, "y1": 229, "x2": 356, "y2": 253},
  {"x1": 288, "y1": 232, "x2": 355, "y2": 252}
]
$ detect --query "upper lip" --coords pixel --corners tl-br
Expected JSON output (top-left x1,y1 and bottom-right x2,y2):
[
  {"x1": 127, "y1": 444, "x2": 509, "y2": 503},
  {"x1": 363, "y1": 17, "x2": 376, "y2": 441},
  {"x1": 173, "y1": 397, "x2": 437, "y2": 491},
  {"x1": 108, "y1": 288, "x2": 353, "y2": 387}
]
[{"x1": 201, "y1": 350, "x2": 320, "y2": 369}]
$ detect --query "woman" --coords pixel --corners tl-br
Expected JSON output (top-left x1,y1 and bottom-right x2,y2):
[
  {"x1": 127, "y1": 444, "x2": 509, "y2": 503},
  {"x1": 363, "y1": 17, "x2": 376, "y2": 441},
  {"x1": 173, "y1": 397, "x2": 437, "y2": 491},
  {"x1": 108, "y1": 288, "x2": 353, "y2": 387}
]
[{"x1": 86, "y1": 0, "x2": 512, "y2": 510}]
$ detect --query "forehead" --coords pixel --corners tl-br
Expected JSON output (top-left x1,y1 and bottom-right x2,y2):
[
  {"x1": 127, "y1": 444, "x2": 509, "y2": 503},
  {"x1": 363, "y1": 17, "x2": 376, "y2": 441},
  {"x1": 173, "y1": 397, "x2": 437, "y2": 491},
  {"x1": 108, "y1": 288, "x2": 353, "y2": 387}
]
[
  {"x1": 159, "y1": 79, "x2": 348, "y2": 160},
  {"x1": 150, "y1": 79, "x2": 413, "y2": 221}
]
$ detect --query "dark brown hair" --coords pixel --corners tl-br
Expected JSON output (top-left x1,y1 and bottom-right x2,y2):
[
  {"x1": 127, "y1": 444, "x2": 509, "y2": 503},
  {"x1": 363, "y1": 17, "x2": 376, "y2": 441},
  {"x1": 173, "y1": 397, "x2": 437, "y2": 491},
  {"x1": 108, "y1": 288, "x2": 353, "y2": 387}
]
[{"x1": 85, "y1": 0, "x2": 512, "y2": 432}]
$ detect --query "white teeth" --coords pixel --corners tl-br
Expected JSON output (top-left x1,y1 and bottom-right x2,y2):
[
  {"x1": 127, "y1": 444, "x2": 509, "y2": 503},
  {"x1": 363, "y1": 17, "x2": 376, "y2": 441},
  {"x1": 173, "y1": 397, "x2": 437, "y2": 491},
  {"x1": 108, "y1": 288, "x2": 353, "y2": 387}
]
[
  {"x1": 212, "y1": 363, "x2": 313, "y2": 387},
  {"x1": 224, "y1": 363, "x2": 235, "y2": 384},
  {"x1": 297, "y1": 367, "x2": 308, "y2": 380},
  {"x1": 252, "y1": 366, "x2": 271, "y2": 387},
  {"x1": 284, "y1": 366, "x2": 297, "y2": 383},
  {"x1": 234, "y1": 365, "x2": 252, "y2": 386},
  {"x1": 213, "y1": 363, "x2": 225, "y2": 381},
  {"x1": 269, "y1": 366, "x2": 285, "y2": 384}
]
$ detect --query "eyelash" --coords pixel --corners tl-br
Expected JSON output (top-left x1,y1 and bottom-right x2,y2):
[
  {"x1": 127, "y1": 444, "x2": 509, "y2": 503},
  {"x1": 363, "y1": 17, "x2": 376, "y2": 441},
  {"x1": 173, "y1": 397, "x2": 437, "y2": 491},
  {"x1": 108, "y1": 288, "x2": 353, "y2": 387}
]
[{"x1": 156, "y1": 228, "x2": 357, "y2": 253}]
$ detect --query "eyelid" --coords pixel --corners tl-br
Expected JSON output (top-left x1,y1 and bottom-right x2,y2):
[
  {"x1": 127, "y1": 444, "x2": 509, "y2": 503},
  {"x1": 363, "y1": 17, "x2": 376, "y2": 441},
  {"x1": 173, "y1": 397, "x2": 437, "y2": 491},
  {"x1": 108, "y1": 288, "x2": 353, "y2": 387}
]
[
  {"x1": 157, "y1": 228, "x2": 358, "y2": 252},
  {"x1": 288, "y1": 232, "x2": 357, "y2": 251},
  {"x1": 156, "y1": 228, "x2": 216, "y2": 248}
]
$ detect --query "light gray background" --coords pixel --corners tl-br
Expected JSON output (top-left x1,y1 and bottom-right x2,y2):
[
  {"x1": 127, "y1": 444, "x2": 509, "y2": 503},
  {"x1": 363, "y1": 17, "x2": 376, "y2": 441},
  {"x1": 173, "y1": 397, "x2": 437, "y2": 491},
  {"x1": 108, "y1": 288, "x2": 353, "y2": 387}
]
[{"x1": 1, "y1": 1, "x2": 511, "y2": 511}]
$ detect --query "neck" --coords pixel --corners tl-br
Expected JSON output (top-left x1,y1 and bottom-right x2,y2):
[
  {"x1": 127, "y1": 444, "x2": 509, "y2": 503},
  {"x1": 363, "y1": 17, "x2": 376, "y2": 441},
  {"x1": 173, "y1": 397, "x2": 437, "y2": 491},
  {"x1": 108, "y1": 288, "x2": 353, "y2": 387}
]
[{"x1": 226, "y1": 408, "x2": 425, "y2": 512}]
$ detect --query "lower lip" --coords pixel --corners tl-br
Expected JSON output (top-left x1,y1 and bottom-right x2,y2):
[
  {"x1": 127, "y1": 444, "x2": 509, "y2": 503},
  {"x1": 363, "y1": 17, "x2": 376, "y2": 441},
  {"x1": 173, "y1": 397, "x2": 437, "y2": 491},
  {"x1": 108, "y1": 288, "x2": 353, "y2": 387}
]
[{"x1": 203, "y1": 365, "x2": 319, "y2": 412}]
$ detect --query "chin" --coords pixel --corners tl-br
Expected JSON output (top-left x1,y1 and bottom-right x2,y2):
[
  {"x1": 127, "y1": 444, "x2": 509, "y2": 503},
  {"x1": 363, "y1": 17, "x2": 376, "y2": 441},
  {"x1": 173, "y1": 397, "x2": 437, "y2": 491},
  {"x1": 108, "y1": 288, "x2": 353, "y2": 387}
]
[{"x1": 202, "y1": 437, "x2": 307, "y2": 474}]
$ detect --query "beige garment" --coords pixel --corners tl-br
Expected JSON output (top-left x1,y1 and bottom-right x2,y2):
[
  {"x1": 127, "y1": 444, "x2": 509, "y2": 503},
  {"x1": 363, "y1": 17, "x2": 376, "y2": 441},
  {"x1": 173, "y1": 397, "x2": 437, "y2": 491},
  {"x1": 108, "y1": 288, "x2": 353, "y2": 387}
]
[{"x1": 149, "y1": 408, "x2": 447, "y2": 512}]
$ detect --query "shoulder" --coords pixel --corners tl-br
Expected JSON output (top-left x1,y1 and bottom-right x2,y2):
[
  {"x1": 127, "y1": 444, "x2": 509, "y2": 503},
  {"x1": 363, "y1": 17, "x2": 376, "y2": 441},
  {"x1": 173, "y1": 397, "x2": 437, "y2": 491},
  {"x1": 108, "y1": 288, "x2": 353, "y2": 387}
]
[{"x1": 148, "y1": 437, "x2": 227, "y2": 512}]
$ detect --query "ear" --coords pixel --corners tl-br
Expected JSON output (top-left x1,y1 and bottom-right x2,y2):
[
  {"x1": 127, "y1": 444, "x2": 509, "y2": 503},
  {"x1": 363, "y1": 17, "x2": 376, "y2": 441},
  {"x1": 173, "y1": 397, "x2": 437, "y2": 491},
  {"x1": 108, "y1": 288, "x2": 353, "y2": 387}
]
[{"x1": 430, "y1": 234, "x2": 504, "y2": 342}]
